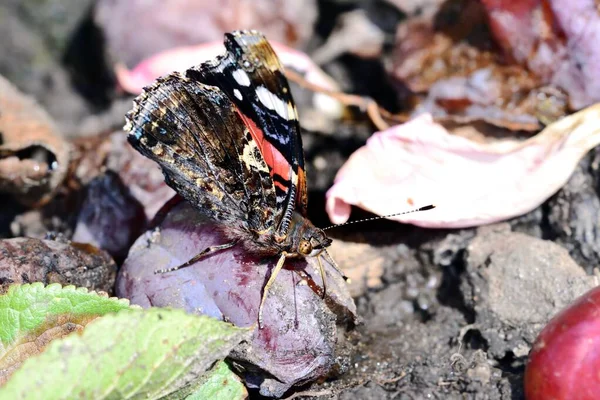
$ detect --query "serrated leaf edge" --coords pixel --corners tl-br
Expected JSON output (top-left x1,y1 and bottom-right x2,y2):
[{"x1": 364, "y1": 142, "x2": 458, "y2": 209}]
[{"x1": 5, "y1": 283, "x2": 133, "y2": 307}]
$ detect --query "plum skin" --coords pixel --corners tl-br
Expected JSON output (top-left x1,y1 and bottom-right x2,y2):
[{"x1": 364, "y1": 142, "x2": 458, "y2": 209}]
[
  {"x1": 525, "y1": 286, "x2": 600, "y2": 400},
  {"x1": 116, "y1": 200, "x2": 357, "y2": 397}
]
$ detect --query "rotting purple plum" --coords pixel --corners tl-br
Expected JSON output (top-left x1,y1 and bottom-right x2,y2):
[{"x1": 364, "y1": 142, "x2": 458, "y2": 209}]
[
  {"x1": 72, "y1": 172, "x2": 146, "y2": 262},
  {"x1": 117, "y1": 200, "x2": 357, "y2": 397},
  {"x1": 71, "y1": 131, "x2": 174, "y2": 221},
  {"x1": 103, "y1": 132, "x2": 175, "y2": 220}
]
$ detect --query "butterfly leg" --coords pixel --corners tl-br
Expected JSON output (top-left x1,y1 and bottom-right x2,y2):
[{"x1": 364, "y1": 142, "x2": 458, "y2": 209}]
[
  {"x1": 154, "y1": 241, "x2": 238, "y2": 274},
  {"x1": 316, "y1": 255, "x2": 327, "y2": 299},
  {"x1": 322, "y1": 249, "x2": 350, "y2": 282},
  {"x1": 258, "y1": 252, "x2": 289, "y2": 328}
]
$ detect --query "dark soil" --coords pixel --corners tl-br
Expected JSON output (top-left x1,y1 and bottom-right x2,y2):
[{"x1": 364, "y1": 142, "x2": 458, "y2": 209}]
[{"x1": 1, "y1": 1, "x2": 599, "y2": 399}]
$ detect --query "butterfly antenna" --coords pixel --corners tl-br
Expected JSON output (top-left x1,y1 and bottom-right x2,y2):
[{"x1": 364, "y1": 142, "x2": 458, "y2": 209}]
[{"x1": 322, "y1": 204, "x2": 435, "y2": 231}]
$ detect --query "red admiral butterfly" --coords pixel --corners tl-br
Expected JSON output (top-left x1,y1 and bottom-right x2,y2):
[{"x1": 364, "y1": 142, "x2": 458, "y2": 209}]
[{"x1": 124, "y1": 30, "x2": 346, "y2": 327}]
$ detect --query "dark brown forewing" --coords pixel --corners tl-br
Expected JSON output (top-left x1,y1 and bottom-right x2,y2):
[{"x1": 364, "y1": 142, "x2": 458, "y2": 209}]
[
  {"x1": 125, "y1": 71, "x2": 278, "y2": 231},
  {"x1": 187, "y1": 30, "x2": 308, "y2": 235}
]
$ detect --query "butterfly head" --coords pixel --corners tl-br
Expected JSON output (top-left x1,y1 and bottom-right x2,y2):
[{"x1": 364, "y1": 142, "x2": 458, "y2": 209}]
[
  {"x1": 297, "y1": 227, "x2": 332, "y2": 257},
  {"x1": 285, "y1": 211, "x2": 332, "y2": 258}
]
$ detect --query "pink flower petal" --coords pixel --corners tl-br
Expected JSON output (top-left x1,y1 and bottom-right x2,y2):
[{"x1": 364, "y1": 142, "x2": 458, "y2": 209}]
[
  {"x1": 115, "y1": 43, "x2": 224, "y2": 93},
  {"x1": 115, "y1": 41, "x2": 339, "y2": 94},
  {"x1": 326, "y1": 104, "x2": 600, "y2": 228}
]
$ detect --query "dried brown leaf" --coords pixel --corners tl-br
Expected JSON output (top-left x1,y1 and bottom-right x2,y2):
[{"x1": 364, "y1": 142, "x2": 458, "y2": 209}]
[
  {"x1": 389, "y1": 3, "x2": 568, "y2": 131},
  {"x1": 0, "y1": 76, "x2": 71, "y2": 205}
]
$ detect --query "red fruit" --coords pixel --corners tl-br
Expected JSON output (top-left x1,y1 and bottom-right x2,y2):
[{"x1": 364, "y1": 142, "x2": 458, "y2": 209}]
[{"x1": 525, "y1": 286, "x2": 600, "y2": 400}]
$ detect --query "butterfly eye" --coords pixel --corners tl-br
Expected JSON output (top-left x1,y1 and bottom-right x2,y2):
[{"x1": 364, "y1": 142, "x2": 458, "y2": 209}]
[{"x1": 298, "y1": 239, "x2": 313, "y2": 256}]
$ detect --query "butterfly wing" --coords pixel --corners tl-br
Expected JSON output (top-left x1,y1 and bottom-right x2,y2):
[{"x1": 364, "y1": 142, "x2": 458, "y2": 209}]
[
  {"x1": 125, "y1": 71, "x2": 279, "y2": 232},
  {"x1": 187, "y1": 31, "x2": 309, "y2": 236}
]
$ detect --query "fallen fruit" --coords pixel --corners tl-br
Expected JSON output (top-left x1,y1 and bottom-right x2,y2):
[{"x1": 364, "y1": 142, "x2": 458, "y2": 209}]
[{"x1": 524, "y1": 285, "x2": 600, "y2": 400}]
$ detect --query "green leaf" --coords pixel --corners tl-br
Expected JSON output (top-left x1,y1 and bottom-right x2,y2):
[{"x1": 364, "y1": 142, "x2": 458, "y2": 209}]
[
  {"x1": 0, "y1": 283, "x2": 132, "y2": 383},
  {"x1": 0, "y1": 308, "x2": 249, "y2": 400},
  {"x1": 182, "y1": 361, "x2": 247, "y2": 400}
]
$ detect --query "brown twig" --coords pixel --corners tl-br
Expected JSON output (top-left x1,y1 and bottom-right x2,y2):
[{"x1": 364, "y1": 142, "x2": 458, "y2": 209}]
[
  {"x1": 376, "y1": 370, "x2": 408, "y2": 385},
  {"x1": 285, "y1": 69, "x2": 410, "y2": 131}
]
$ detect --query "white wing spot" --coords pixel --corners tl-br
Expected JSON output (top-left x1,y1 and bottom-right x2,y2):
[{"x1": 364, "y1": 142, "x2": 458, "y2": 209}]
[
  {"x1": 233, "y1": 89, "x2": 243, "y2": 100},
  {"x1": 241, "y1": 141, "x2": 269, "y2": 173},
  {"x1": 232, "y1": 69, "x2": 251, "y2": 87},
  {"x1": 256, "y1": 86, "x2": 290, "y2": 120}
]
